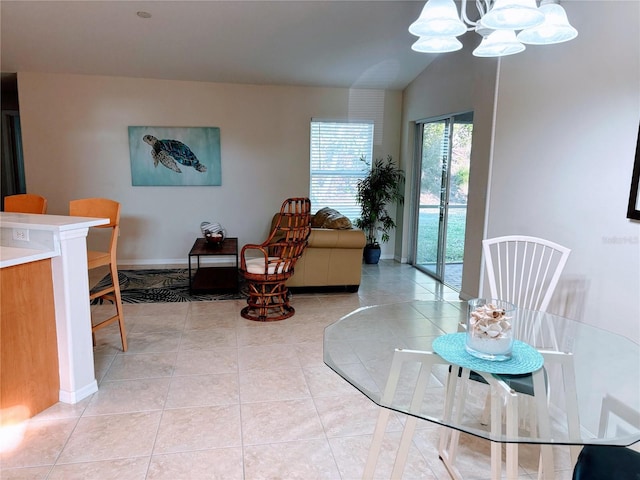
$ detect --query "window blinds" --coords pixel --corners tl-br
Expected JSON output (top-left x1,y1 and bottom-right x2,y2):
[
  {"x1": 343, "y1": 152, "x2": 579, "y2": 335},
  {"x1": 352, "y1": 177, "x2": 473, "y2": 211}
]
[{"x1": 309, "y1": 120, "x2": 374, "y2": 220}]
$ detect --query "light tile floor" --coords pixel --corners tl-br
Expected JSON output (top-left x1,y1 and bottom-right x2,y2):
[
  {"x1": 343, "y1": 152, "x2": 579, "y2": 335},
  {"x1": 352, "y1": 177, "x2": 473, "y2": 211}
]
[{"x1": 0, "y1": 261, "x2": 576, "y2": 479}]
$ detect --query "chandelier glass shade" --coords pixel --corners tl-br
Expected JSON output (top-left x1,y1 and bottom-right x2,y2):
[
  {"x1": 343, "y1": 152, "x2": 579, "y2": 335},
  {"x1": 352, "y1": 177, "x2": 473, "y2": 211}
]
[
  {"x1": 408, "y1": 0, "x2": 578, "y2": 57},
  {"x1": 412, "y1": 35, "x2": 464, "y2": 53},
  {"x1": 473, "y1": 29, "x2": 526, "y2": 57},
  {"x1": 481, "y1": 0, "x2": 544, "y2": 30},
  {"x1": 516, "y1": 3, "x2": 578, "y2": 44},
  {"x1": 408, "y1": 0, "x2": 467, "y2": 37}
]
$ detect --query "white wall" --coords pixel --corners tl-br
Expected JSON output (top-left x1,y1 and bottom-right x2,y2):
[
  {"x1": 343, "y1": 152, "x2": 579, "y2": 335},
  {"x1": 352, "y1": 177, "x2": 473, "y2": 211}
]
[
  {"x1": 17, "y1": 73, "x2": 402, "y2": 263},
  {"x1": 401, "y1": 1, "x2": 640, "y2": 341},
  {"x1": 488, "y1": 1, "x2": 639, "y2": 340},
  {"x1": 400, "y1": 34, "x2": 498, "y2": 298}
]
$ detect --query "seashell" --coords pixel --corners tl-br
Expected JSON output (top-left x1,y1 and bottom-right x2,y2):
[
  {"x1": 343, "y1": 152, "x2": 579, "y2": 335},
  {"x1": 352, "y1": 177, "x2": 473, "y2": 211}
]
[{"x1": 469, "y1": 301, "x2": 516, "y2": 340}]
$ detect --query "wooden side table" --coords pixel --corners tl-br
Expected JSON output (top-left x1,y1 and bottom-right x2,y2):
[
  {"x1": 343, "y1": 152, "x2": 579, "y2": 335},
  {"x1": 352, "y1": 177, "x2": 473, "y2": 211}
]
[{"x1": 188, "y1": 237, "x2": 238, "y2": 293}]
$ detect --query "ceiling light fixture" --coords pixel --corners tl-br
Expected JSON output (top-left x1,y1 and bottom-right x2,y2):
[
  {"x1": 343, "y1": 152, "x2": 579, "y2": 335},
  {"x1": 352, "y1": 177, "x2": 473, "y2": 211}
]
[{"x1": 409, "y1": 0, "x2": 577, "y2": 57}]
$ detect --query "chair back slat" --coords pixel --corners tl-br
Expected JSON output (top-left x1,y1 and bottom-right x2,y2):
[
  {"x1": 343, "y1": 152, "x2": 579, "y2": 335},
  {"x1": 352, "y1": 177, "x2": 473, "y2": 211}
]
[
  {"x1": 270, "y1": 197, "x2": 312, "y2": 256},
  {"x1": 69, "y1": 198, "x2": 121, "y2": 262},
  {"x1": 483, "y1": 235, "x2": 571, "y2": 312},
  {"x1": 4, "y1": 194, "x2": 48, "y2": 214},
  {"x1": 69, "y1": 198, "x2": 120, "y2": 227}
]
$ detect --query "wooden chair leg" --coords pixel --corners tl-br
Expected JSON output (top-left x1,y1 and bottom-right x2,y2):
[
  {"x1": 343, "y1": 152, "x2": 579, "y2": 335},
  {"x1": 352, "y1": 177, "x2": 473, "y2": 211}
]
[
  {"x1": 110, "y1": 263, "x2": 127, "y2": 352},
  {"x1": 89, "y1": 265, "x2": 127, "y2": 352}
]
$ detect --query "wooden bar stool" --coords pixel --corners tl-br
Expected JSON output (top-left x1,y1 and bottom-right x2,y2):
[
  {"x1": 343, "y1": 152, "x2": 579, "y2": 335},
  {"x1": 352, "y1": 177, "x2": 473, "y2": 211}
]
[
  {"x1": 4, "y1": 193, "x2": 48, "y2": 214},
  {"x1": 69, "y1": 198, "x2": 127, "y2": 351}
]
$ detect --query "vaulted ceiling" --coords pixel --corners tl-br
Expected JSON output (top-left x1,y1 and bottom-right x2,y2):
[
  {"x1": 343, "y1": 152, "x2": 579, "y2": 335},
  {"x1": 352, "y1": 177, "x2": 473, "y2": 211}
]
[{"x1": 1, "y1": 0, "x2": 439, "y2": 91}]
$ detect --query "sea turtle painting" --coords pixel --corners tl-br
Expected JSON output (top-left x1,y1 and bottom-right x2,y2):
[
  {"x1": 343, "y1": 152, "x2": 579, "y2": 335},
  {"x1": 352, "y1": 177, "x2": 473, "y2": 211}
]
[{"x1": 142, "y1": 135, "x2": 207, "y2": 173}]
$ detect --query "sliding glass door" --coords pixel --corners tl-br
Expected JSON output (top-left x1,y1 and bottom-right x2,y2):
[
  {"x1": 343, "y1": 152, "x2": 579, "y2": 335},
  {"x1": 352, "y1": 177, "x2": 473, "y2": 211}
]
[{"x1": 412, "y1": 112, "x2": 473, "y2": 290}]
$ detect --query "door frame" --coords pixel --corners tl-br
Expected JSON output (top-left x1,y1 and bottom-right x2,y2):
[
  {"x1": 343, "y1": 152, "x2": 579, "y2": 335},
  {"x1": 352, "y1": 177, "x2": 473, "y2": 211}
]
[{"x1": 409, "y1": 111, "x2": 473, "y2": 289}]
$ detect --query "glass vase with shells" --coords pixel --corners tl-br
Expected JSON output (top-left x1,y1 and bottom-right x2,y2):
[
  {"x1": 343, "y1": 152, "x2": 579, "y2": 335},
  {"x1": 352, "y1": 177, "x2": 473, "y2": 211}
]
[{"x1": 465, "y1": 298, "x2": 516, "y2": 361}]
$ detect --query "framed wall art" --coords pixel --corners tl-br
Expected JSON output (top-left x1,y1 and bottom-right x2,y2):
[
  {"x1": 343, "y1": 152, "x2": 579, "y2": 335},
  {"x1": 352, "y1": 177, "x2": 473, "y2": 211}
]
[
  {"x1": 128, "y1": 126, "x2": 221, "y2": 186},
  {"x1": 627, "y1": 125, "x2": 640, "y2": 220}
]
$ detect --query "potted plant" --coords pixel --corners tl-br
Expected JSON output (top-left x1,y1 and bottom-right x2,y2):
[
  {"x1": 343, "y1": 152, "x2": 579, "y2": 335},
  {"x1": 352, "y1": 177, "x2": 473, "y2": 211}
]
[{"x1": 355, "y1": 155, "x2": 405, "y2": 264}]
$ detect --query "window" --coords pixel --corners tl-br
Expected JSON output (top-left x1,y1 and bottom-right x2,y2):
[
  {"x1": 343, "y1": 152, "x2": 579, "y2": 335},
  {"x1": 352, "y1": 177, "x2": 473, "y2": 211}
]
[{"x1": 309, "y1": 120, "x2": 374, "y2": 220}]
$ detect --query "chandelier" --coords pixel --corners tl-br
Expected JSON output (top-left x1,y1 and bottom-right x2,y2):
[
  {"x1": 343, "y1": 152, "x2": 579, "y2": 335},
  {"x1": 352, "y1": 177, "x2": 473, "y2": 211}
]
[{"x1": 409, "y1": 0, "x2": 578, "y2": 57}]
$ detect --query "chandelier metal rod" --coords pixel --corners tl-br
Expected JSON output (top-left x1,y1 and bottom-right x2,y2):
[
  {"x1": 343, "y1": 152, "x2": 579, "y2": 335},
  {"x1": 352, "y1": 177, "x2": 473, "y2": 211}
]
[{"x1": 459, "y1": 0, "x2": 493, "y2": 29}]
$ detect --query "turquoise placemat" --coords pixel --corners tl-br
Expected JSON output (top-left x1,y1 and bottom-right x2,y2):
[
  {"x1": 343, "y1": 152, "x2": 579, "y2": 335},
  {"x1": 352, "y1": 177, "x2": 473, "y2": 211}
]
[{"x1": 432, "y1": 333, "x2": 544, "y2": 374}]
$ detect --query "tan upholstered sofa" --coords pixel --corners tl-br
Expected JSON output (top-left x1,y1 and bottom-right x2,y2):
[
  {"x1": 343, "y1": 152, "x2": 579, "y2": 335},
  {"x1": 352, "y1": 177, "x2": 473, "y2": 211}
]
[{"x1": 269, "y1": 209, "x2": 366, "y2": 292}]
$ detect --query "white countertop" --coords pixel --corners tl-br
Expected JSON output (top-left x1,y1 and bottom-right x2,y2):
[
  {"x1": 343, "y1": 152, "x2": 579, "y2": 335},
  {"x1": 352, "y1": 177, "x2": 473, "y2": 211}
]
[
  {"x1": 0, "y1": 212, "x2": 108, "y2": 231},
  {"x1": 0, "y1": 246, "x2": 58, "y2": 268},
  {"x1": 0, "y1": 212, "x2": 109, "y2": 268}
]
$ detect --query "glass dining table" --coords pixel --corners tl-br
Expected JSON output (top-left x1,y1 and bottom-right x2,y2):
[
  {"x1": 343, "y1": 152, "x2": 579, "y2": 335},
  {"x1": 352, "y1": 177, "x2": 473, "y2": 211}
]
[{"x1": 323, "y1": 301, "x2": 640, "y2": 480}]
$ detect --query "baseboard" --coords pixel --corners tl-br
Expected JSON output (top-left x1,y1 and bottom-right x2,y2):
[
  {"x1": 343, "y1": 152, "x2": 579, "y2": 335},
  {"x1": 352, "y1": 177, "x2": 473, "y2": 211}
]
[
  {"x1": 458, "y1": 290, "x2": 474, "y2": 301},
  {"x1": 59, "y1": 380, "x2": 98, "y2": 404},
  {"x1": 119, "y1": 257, "x2": 234, "y2": 268},
  {"x1": 119, "y1": 258, "x2": 186, "y2": 267}
]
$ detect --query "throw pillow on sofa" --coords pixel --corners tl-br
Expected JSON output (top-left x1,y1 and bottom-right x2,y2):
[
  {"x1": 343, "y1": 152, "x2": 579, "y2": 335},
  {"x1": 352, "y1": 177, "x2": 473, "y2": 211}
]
[{"x1": 312, "y1": 207, "x2": 353, "y2": 230}]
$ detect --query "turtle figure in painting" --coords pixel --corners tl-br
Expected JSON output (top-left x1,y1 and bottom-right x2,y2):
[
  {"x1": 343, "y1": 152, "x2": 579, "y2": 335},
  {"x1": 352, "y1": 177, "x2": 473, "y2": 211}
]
[{"x1": 142, "y1": 135, "x2": 207, "y2": 173}]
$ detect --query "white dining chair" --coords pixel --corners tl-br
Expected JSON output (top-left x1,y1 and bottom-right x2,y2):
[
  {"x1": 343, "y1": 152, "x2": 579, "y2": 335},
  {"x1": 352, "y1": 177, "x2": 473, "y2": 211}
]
[
  {"x1": 482, "y1": 235, "x2": 571, "y2": 313},
  {"x1": 439, "y1": 235, "x2": 573, "y2": 479}
]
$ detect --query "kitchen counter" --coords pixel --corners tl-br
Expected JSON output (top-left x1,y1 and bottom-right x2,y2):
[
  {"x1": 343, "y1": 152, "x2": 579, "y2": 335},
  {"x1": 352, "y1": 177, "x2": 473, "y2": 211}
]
[
  {"x1": 0, "y1": 245, "x2": 56, "y2": 267},
  {"x1": 1, "y1": 212, "x2": 107, "y2": 267},
  {"x1": 1, "y1": 212, "x2": 109, "y2": 407}
]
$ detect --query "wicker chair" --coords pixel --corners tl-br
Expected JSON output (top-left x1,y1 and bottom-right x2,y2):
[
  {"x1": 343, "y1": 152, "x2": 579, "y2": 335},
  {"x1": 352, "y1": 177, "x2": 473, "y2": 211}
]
[{"x1": 240, "y1": 198, "x2": 311, "y2": 321}]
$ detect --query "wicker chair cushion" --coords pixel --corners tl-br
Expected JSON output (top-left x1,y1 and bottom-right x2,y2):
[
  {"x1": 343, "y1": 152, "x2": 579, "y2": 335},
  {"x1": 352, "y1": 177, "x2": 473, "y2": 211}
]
[
  {"x1": 245, "y1": 257, "x2": 287, "y2": 275},
  {"x1": 311, "y1": 207, "x2": 353, "y2": 229}
]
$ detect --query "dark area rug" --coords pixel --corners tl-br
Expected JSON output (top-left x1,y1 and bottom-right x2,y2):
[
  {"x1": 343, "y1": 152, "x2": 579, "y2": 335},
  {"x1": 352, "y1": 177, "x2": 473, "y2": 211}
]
[{"x1": 92, "y1": 268, "x2": 248, "y2": 303}]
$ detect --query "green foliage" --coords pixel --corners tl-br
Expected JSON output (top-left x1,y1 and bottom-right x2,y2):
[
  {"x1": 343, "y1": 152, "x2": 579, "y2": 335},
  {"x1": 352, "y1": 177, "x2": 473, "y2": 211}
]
[
  {"x1": 420, "y1": 121, "x2": 473, "y2": 203},
  {"x1": 354, "y1": 155, "x2": 405, "y2": 246},
  {"x1": 416, "y1": 208, "x2": 466, "y2": 263},
  {"x1": 421, "y1": 122, "x2": 446, "y2": 198}
]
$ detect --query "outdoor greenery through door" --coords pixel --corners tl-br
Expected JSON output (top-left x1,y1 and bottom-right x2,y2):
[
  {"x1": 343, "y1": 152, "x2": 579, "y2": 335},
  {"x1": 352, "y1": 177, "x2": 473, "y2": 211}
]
[{"x1": 412, "y1": 112, "x2": 473, "y2": 290}]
